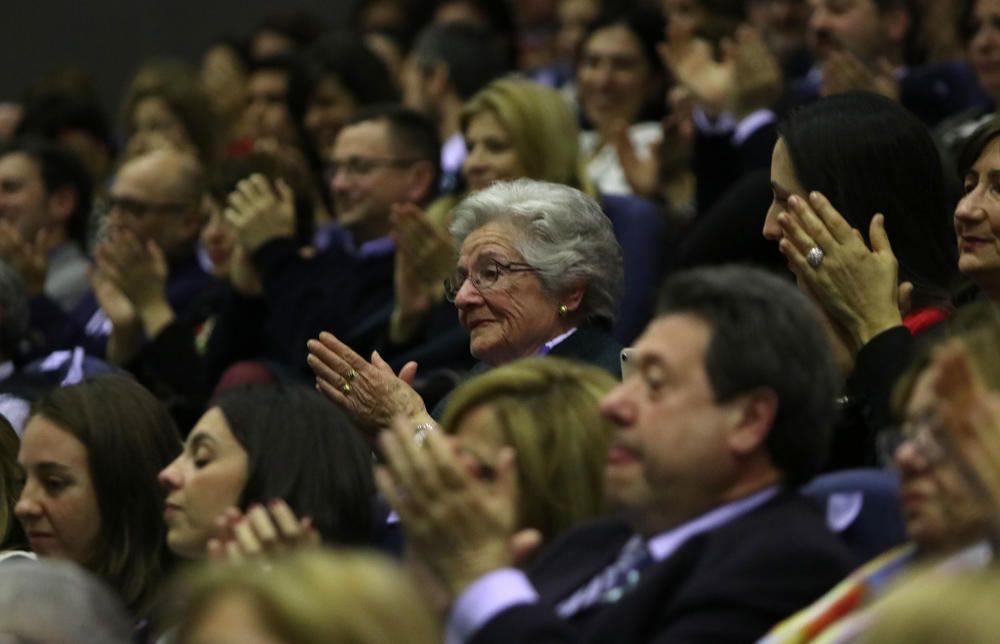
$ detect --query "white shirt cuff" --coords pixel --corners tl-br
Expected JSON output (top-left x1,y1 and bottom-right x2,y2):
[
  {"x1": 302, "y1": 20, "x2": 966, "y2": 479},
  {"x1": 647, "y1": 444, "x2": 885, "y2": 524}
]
[{"x1": 445, "y1": 568, "x2": 539, "y2": 644}]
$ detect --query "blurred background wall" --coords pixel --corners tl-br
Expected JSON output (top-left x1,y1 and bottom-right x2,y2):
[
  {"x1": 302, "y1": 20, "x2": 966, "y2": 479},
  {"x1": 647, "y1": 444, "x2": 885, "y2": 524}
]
[{"x1": 0, "y1": 0, "x2": 349, "y2": 109}]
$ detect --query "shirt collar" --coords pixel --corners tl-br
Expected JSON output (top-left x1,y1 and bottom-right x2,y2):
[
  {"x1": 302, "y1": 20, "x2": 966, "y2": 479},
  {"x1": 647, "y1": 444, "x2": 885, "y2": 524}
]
[
  {"x1": 647, "y1": 486, "x2": 779, "y2": 561},
  {"x1": 537, "y1": 327, "x2": 577, "y2": 356}
]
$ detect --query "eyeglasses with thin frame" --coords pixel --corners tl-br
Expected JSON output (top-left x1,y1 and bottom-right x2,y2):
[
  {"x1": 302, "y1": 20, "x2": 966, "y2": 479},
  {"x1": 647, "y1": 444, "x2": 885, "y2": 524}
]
[
  {"x1": 877, "y1": 409, "x2": 947, "y2": 468},
  {"x1": 323, "y1": 156, "x2": 419, "y2": 180},
  {"x1": 444, "y1": 258, "x2": 538, "y2": 302},
  {"x1": 106, "y1": 196, "x2": 191, "y2": 219}
]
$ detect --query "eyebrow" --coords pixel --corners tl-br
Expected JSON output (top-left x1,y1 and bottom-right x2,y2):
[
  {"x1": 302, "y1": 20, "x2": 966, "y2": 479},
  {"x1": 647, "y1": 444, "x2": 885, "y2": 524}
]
[
  {"x1": 188, "y1": 433, "x2": 216, "y2": 451},
  {"x1": 770, "y1": 180, "x2": 793, "y2": 199},
  {"x1": 31, "y1": 462, "x2": 71, "y2": 475}
]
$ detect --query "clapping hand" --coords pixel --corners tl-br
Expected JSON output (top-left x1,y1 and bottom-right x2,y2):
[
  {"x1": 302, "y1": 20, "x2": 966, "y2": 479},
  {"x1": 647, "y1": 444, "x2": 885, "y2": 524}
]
[
  {"x1": 376, "y1": 415, "x2": 540, "y2": 596},
  {"x1": 307, "y1": 331, "x2": 425, "y2": 437},
  {"x1": 208, "y1": 499, "x2": 320, "y2": 562},
  {"x1": 931, "y1": 341, "x2": 1000, "y2": 518},
  {"x1": 821, "y1": 50, "x2": 899, "y2": 101},
  {"x1": 777, "y1": 192, "x2": 904, "y2": 354},
  {"x1": 0, "y1": 222, "x2": 49, "y2": 297},
  {"x1": 224, "y1": 174, "x2": 296, "y2": 253}
]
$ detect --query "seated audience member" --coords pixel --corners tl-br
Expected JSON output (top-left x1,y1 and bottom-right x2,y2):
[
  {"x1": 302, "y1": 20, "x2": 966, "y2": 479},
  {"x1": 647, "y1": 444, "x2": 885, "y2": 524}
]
[
  {"x1": 15, "y1": 375, "x2": 181, "y2": 619},
  {"x1": 658, "y1": 17, "x2": 783, "y2": 215},
  {"x1": 101, "y1": 151, "x2": 313, "y2": 428},
  {"x1": 761, "y1": 309, "x2": 1000, "y2": 642},
  {"x1": 0, "y1": 137, "x2": 92, "y2": 312},
  {"x1": 440, "y1": 356, "x2": 615, "y2": 547},
  {"x1": 953, "y1": 115, "x2": 1000, "y2": 303},
  {"x1": 762, "y1": 91, "x2": 958, "y2": 468},
  {"x1": 307, "y1": 178, "x2": 624, "y2": 438},
  {"x1": 240, "y1": 55, "x2": 300, "y2": 149},
  {"x1": 576, "y1": 7, "x2": 668, "y2": 196},
  {"x1": 934, "y1": 0, "x2": 1000, "y2": 169},
  {"x1": 401, "y1": 22, "x2": 506, "y2": 193},
  {"x1": 158, "y1": 384, "x2": 375, "y2": 560},
  {"x1": 287, "y1": 32, "x2": 399, "y2": 209},
  {"x1": 14, "y1": 95, "x2": 115, "y2": 218},
  {"x1": 120, "y1": 59, "x2": 221, "y2": 171},
  {"x1": 168, "y1": 549, "x2": 439, "y2": 644},
  {"x1": 550, "y1": 0, "x2": 601, "y2": 88},
  {"x1": 0, "y1": 559, "x2": 133, "y2": 644},
  {"x1": 393, "y1": 77, "x2": 664, "y2": 357},
  {"x1": 746, "y1": 0, "x2": 813, "y2": 80},
  {"x1": 0, "y1": 416, "x2": 26, "y2": 553},
  {"x1": 789, "y1": 0, "x2": 983, "y2": 127},
  {"x1": 199, "y1": 36, "x2": 251, "y2": 147},
  {"x1": 378, "y1": 265, "x2": 854, "y2": 643},
  {"x1": 224, "y1": 105, "x2": 439, "y2": 372},
  {"x1": 33, "y1": 147, "x2": 214, "y2": 360}
]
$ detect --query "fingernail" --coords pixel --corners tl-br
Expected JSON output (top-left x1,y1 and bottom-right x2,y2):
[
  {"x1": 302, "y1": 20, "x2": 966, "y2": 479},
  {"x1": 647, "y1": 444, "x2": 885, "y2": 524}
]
[
  {"x1": 810, "y1": 191, "x2": 820, "y2": 201},
  {"x1": 788, "y1": 195, "x2": 798, "y2": 207}
]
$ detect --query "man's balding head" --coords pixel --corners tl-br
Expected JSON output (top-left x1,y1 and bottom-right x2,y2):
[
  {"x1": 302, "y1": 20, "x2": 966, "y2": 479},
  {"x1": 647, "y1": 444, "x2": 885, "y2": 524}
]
[{"x1": 108, "y1": 149, "x2": 207, "y2": 258}]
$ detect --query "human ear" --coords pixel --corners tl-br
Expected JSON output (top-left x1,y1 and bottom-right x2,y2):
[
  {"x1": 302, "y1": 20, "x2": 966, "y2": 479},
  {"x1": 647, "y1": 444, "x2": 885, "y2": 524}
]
[{"x1": 725, "y1": 388, "x2": 778, "y2": 455}]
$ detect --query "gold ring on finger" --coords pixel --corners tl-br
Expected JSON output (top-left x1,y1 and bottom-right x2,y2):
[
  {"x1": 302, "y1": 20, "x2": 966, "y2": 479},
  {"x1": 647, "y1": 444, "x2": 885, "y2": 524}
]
[
  {"x1": 347, "y1": 368, "x2": 358, "y2": 381},
  {"x1": 341, "y1": 382, "x2": 351, "y2": 394}
]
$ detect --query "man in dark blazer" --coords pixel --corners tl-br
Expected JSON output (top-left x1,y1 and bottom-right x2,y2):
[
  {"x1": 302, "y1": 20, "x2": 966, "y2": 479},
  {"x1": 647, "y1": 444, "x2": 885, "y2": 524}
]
[{"x1": 379, "y1": 265, "x2": 855, "y2": 644}]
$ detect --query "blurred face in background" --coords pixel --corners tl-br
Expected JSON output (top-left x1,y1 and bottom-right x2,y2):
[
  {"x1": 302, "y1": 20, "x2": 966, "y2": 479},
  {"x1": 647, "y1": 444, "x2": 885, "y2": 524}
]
[
  {"x1": 304, "y1": 75, "x2": 360, "y2": 152},
  {"x1": 462, "y1": 111, "x2": 527, "y2": 192},
  {"x1": 556, "y1": 0, "x2": 600, "y2": 64},
  {"x1": 807, "y1": 0, "x2": 884, "y2": 63},
  {"x1": 893, "y1": 367, "x2": 991, "y2": 554},
  {"x1": 243, "y1": 69, "x2": 295, "y2": 144},
  {"x1": 577, "y1": 24, "x2": 653, "y2": 130},
  {"x1": 969, "y1": 0, "x2": 1000, "y2": 102}
]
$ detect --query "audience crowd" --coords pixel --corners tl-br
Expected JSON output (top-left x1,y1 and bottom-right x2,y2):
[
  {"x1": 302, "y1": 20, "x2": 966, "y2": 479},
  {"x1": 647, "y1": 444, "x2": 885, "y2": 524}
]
[{"x1": 4, "y1": 0, "x2": 1000, "y2": 642}]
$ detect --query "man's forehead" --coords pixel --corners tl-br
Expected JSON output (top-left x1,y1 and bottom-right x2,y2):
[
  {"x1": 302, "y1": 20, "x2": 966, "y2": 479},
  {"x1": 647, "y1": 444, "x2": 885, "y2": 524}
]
[
  {"x1": 634, "y1": 314, "x2": 711, "y2": 363},
  {"x1": 113, "y1": 153, "x2": 177, "y2": 196},
  {"x1": 0, "y1": 152, "x2": 41, "y2": 179},
  {"x1": 331, "y1": 120, "x2": 392, "y2": 156}
]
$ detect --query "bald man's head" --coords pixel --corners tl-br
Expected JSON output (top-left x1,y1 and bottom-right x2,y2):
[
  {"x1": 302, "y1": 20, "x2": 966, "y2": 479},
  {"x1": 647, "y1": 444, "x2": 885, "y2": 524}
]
[{"x1": 107, "y1": 148, "x2": 207, "y2": 258}]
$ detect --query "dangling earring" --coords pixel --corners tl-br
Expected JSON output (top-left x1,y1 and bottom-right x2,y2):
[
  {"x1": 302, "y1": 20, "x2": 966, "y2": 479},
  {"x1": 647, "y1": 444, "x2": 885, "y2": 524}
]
[{"x1": 558, "y1": 304, "x2": 569, "y2": 317}]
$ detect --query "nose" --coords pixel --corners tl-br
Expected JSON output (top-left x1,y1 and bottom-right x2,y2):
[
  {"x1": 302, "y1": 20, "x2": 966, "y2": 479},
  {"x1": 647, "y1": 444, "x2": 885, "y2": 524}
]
[
  {"x1": 894, "y1": 439, "x2": 930, "y2": 476},
  {"x1": 14, "y1": 482, "x2": 41, "y2": 522},
  {"x1": 453, "y1": 275, "x2": 483, "y2": 309},
  {"x1": 599, "y1": 379, "x2": 636, "y2": 429},
  {"x1": 954, "y1": 189, "x2": 988, "y2": 225},
  {"x1": 330, "y1": 167, "x2": 353, "y2": 196},
  {"x1": 762, "y1": 203, "x2": 784, "y2": 241},
  {"x1": 158, "y1": 456, "x2": 183, "y2": 491},
  {"x1": 807, "y1": 5, "x2": 829, "y2": 35}
]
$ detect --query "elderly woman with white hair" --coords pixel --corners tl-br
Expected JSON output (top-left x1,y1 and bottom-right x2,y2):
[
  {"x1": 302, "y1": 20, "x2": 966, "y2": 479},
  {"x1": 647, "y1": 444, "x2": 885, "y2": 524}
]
[{"x1": 307, "y1": 178, "x2": 624, "y2": 437}]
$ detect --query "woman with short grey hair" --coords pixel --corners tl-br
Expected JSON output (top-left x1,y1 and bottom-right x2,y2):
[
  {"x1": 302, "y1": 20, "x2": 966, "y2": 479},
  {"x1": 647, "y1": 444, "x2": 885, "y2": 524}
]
[
  {"x1": 449, "y1": 179, "x2": 623, "y2": 327},
  {"x1": 307, "y1": 179, "x2": 625, "y2": 437}
]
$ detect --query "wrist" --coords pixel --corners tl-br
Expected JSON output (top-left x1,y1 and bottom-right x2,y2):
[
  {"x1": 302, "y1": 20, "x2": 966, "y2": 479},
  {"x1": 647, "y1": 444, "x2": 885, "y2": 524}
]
[
  {"x1": 138, "y1": 297, "x2": 175, "y2": 338},
  {"x1": 851, "y1": 313, "x2": 903, "y2": 352}
]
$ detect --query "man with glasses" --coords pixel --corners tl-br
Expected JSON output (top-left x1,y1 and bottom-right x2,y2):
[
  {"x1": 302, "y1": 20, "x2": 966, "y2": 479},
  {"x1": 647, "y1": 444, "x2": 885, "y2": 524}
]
[
  {"x1": 31, "y1": 148, "x2": 212, "y2": 359},
  {"x1": 381, "y1": 265, "x2": 856, "y2": 644},
  {"x1": 225, "y1": 104, "x2": 440, "y2": 374}
]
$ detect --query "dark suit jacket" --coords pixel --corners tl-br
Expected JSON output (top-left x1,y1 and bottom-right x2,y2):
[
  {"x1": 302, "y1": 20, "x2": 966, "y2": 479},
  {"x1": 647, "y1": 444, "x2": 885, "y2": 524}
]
[{"x1": 470, "y1": 491, "x2": 854, "y2": 644}]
